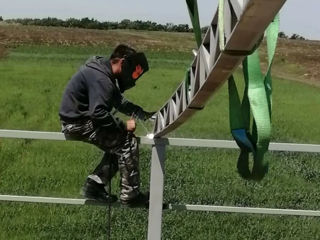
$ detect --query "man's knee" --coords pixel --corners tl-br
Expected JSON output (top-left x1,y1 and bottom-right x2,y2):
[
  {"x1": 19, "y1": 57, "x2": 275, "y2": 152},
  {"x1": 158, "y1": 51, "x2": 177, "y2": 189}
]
[
  {"x1": 93, "y1": 126, "x2": 126, "y2": 150},
  {"x1": 61, "y1": 119, "x2": 95, "y2": 142}
]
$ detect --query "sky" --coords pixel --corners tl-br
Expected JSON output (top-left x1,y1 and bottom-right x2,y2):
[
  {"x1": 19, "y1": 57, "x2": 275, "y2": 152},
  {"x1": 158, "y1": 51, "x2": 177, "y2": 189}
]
[{"x1": 0, "y1": 0, "x2": 319, "y2": 40}]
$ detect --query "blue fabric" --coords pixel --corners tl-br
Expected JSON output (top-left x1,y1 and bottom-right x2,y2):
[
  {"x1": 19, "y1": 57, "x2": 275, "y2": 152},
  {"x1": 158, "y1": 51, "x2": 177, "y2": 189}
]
[{"x1": 231, "y1": 129, "x2": 255, "y2": 153}]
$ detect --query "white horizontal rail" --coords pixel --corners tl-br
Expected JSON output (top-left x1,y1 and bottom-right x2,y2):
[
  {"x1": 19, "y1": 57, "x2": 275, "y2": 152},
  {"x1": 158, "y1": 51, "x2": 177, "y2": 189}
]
[
  {"x1": 169, "y1": 204, "x2": 320, "y2": 217},
  {"x1": 0, "y1": 129, "x2": 66, "y2": 140},
  {"x1": 0, "y1": 129, "x2": 320, "y2": 153},
  {"x1": 0, "y1": 194, "x2": 107, "y2": 206},
  {"x1": 0, "y1": 194, "x2": 319, "y2": 217}
]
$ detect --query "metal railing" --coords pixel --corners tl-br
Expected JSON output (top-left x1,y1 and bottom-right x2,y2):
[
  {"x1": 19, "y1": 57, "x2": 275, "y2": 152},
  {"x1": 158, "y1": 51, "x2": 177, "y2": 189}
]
[
  {"x1": 1, "y1": 129, "x2": 320, "y2": 152},
  {"x1": 1, "y1": 194, "x2": 320, "y2": 217},
  {"x1": 1, "y1": 129, "x2": 320, "y2": 239}
]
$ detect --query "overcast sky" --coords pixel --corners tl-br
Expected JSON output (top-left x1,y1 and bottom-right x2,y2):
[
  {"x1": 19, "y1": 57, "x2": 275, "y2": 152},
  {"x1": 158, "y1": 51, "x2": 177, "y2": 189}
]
[{"x1": 1, "y1": 0, "x2": 319, "y2": 40}]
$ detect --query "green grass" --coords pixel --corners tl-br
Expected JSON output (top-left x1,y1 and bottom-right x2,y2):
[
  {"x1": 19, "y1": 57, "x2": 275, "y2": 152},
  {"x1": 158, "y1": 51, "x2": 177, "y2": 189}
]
[{"x1": 0, "y1": 43, "x2": 320, "y2": 239}]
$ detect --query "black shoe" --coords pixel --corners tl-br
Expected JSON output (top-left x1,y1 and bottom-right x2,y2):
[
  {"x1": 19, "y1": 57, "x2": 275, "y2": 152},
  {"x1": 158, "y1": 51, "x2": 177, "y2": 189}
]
[
  {"x1": 82, "y1": 178, "x2": 117, "y2": 203},
  {"x1": 121, "y1": 191, "x2": 150, "y2": 208}
]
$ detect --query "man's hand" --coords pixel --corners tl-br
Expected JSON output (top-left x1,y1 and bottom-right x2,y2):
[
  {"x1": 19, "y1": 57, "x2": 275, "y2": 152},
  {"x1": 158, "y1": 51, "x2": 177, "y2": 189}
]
[{"x1": 126, "y1": 118, "x2": 136, "y2": 132}]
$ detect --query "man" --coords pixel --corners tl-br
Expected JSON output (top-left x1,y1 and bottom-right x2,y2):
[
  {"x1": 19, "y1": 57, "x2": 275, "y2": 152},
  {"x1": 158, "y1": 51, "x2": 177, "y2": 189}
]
[{"x1": 59, "y1": 44, "x2": 155, "y2": 207}]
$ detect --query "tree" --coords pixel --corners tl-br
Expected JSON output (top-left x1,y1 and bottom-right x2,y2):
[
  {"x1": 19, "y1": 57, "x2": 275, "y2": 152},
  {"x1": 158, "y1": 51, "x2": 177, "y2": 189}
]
[
  {"x1": 0, "y1": 16, "x2": 3, "y2": 21},
  {"x1": 290, "y1": 33, "x2": 305, "y2": 40},
  {"x1": 165, "y1": 23, "x2": 174, "y2": 32},
  {"x1": 65, "y1": 18, "x2": 81, "y2": 28},
  {"x1": 119, "y1": 19, "x2": 131, "y2": 29},
  {"x1": 278, "y1": 31, "x2": 288, "y2": 39}
]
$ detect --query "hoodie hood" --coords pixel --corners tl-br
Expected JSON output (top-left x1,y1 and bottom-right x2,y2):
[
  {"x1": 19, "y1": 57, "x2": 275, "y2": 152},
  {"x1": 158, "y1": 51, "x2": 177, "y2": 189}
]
[
  {"x1": 85, "y1": 54, "x2": 149, "y2": 93},
  {"x1": 85, "y1": 56, "x2": 115, "y2": 81}
]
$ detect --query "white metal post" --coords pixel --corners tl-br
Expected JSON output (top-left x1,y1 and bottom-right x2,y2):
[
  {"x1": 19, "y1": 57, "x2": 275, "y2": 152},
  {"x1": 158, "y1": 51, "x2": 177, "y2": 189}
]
[{"x1": 147, "y1": 141, "x2": 166, "y2": 240}]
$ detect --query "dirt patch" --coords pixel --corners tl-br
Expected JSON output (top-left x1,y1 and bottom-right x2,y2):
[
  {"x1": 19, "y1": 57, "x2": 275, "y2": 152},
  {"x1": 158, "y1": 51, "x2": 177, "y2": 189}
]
[
  {"x1": 250, "y1": 38, "x2": 320, "y2": 87},
  {"x1": 276, "y1": 39, "x2": 320, "y2": 86},
  {"x1": 0, "y1": 24, "x2": 195, "y2": 52},
  {"x1": 0, "y1": 24, "x2": 319, "y2": 86},
  {"x1": 260, "y1": 39, "x2": 320, "y2": 87}
]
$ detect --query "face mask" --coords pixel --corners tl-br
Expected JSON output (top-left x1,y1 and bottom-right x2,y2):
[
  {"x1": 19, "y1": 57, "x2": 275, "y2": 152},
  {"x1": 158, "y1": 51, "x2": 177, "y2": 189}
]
[{"x1": 117, "y1": 52, "x2": 149, "y2": 93}]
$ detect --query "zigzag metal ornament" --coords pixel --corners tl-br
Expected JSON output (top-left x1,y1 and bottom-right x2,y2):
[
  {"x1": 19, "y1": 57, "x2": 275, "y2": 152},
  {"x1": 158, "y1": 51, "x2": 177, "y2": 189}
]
[{"x1": 153, "y1": 0, "x2": 286, "y2": 137}]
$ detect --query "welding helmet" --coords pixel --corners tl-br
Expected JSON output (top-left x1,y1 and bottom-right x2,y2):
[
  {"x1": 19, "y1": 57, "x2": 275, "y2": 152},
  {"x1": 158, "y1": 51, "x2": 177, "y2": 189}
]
[{"x1": 117, "y1": 52, "x2": 149, "y2": 93}]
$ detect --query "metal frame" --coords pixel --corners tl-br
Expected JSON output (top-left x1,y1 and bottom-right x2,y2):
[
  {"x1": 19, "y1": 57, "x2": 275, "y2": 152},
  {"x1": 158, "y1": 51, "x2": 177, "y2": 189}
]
[
  {"x1": 147, "y1": 143, "x2": 166, "y2": 240},
  {"x1": 1, "y1": 130, "x2": 320, "y2": 153},
  {"x1": 1, "y1": 129, "x2": 320, "y2": 239},
  {"x1": 1, "y1": 194, "x2": 320, "y2": 217},
  {"x1": 153, "y1": 0, "x2": 287, "y2": 137}
]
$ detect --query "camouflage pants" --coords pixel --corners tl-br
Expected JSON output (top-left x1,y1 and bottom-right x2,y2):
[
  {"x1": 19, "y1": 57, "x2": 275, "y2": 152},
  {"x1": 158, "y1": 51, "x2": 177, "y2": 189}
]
[{"x1": 61, "y1": 119, "x2": 140, "y2": 201}]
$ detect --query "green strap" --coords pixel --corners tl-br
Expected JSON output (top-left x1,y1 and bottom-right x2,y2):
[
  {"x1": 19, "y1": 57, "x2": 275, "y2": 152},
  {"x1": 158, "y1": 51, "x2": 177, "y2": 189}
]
[
  {"x1": 251, "y1": 15, "x2": 279, "y2": 179},
  {"x1": 247, "y1": 49, "x2": 271, "y2": 179},
  {"x1": 229, "y1": 15, "x2": 279, "y2": 180},
  {"x1": 186, "y1": 0, "x2": 279, "y2": 180},
  {"x1": 265, "y1": 14, "x2": 280, "y2": 115},
  {"x1": 186, "y1": 0, "x2": 202, "y2": 48}
]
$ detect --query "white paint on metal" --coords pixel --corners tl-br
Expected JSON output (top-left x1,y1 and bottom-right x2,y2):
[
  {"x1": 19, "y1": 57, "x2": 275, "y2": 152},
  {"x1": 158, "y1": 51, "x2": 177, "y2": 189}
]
[
  {"x1": 0, "y1": 194, "x2": 116, "y2": 206},
  {"x1": 0, "y1": 129, "x2": 66, "y2": 140},
  {"x1": 1, "y1": 130, "x2": 320, "y2": 153},
  {"x1": 147, "y1": 144, "x2": 166, "y2": 240},
  {"x1": 169, "y1": 204, "x2": 320, "y2": 217},
  {"x1": 1, "y1": 195, "x2": 320, "y2": 217}
]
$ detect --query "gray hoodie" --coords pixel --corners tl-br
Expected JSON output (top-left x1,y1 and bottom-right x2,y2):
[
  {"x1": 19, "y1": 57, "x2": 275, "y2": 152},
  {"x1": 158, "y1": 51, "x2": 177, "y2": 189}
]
[{"x1": 59, "y1": 56, "x2": 145, "y2": 130}]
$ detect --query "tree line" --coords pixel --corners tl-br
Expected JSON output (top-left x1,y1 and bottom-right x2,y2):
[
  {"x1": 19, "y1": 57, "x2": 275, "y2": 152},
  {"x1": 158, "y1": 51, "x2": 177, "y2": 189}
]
[
  {"x1": 0, "y1": 17, "x2": 304, "y2": 39},
  {"x1": 278, "y1": 31, "x2": 306, "y2": 40},
  {"x1": 2, "y1": 17, "x2": 196, "y2": 32}
]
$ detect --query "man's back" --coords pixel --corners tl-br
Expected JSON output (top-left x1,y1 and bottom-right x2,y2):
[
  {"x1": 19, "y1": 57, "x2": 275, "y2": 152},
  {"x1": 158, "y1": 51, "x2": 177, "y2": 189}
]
[{"x1": 59, "y1": 57, "x2": 117, "y2": 124}]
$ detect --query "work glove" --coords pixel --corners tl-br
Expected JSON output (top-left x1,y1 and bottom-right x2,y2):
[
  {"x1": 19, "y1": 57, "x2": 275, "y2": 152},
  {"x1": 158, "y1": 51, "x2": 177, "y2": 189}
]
[
  {"x1": 134, "y1": 109, "x2": 156, "y2": 121},
  {"x1": 143, "y1": 111, "x2": 156, "y2": 121}
]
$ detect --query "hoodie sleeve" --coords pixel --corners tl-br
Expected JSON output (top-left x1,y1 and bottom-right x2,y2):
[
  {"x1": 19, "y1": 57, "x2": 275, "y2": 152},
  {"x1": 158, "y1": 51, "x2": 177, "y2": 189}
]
[
  {"x1": 88, "y1": 78, "x2": 125, "y2": 130},
  {"x1": 114, "y1": 93, "x2": 146, "y2": 119}
]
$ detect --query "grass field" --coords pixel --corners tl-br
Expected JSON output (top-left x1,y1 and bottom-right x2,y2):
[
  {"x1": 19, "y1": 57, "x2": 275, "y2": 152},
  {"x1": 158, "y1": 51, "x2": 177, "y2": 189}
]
[{"x1": 0, "y1": 26, "x2": 320, "y2": 239}]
